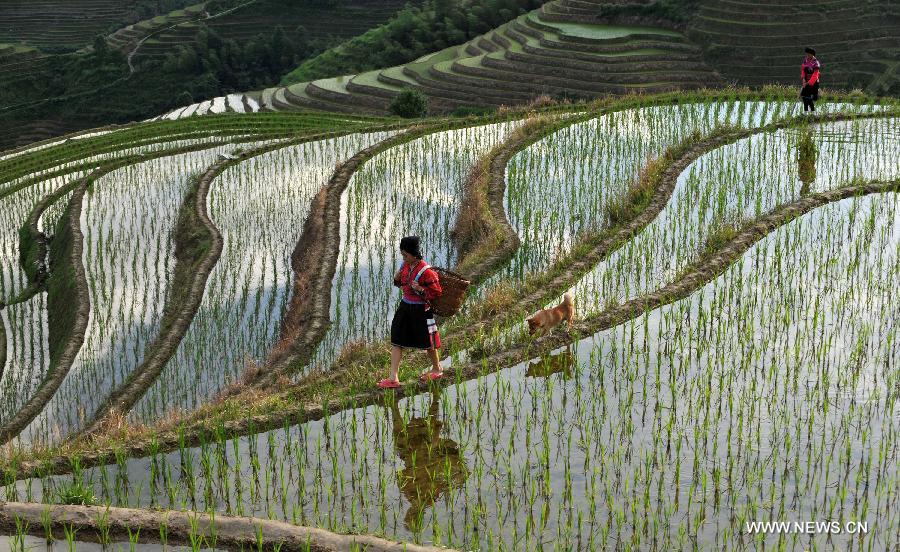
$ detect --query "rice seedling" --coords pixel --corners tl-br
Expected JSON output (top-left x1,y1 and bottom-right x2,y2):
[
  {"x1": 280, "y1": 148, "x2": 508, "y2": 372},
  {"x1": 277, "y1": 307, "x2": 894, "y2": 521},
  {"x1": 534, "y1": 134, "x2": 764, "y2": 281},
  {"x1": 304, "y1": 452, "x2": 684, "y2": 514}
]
[
  {"x1": 310, "y1": 121, "x2": 523, "y2": 370},
  {"x1": 123, "y1": 131, "x2": 395, "y2": 422},
  {"x1": 0, "y1": 99, "x2": 897, "y2": 551},
  {"x1": 13, "y1": 145, "x2": 276, "y2": 446}
]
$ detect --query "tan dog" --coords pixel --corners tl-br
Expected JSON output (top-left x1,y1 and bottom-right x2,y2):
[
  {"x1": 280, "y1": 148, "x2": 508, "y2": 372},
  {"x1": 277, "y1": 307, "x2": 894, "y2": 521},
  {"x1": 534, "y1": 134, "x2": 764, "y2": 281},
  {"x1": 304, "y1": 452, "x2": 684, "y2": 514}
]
[{"x1": 526, "y1": 293, "x2": 574, "y2": 335}]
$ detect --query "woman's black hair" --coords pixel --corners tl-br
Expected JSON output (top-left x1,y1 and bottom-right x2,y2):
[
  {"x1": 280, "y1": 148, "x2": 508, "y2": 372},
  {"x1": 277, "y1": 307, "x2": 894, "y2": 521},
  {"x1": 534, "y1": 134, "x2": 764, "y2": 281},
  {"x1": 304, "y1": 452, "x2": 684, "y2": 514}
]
[
  {"x1": 805, "y1": 47, "x2": 816, "y2": 55},
  {"x1": 399, "y1": 235, "x2": 423, "y2": 259}
]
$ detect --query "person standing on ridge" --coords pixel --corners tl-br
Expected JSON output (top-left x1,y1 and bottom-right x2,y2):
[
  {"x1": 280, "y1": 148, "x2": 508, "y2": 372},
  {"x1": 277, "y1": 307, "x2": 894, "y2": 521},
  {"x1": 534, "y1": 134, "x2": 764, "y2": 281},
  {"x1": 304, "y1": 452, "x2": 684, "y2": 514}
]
[
  {"x1": 800, "y1": 47, "x2": 821, "y2": 112},
  {"x1": 378, "y1": 235, "x2": 444, "y2": 388}
]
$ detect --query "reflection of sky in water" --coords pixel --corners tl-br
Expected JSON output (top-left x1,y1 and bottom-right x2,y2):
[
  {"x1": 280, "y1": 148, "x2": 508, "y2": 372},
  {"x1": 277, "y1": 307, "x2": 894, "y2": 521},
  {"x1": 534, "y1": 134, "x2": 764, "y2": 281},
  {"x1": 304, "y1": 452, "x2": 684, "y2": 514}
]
[
  {"x1": 19, "y1": 145, "x2": 247, "y2": 446},
  {"x1": 560, "y1": 116, "x2": 900, "y2": 318},
  {"x1": 310, "y1": 122, "x2": 523, "y2": 372},
  {"x1": 475, "y1": 102, "x2": 887, "y2": 300},
  {"x1": 0, "y1": 138, "x2": 286, "y2": 434},
  {"x1": 29, "y1": 193, "x2": 900, "y2": 552},
  {"x1": 131, "y1": 132, "x2": 393, "y2": 423}
]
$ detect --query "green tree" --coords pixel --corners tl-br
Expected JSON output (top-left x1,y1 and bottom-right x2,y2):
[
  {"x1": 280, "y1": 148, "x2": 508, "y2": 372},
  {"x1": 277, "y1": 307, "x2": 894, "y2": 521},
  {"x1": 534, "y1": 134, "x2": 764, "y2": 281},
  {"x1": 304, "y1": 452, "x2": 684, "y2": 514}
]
[{"x1": 390, "y1": 88, "x2": 428, "y2": 118}]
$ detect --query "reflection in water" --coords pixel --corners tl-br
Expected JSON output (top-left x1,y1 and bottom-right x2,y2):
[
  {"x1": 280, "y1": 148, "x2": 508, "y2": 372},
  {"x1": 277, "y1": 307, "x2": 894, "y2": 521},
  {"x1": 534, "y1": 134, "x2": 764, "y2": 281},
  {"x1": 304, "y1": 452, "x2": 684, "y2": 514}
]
[
  {"x1": 797, "y1": 127, "x2": 818, "y2": 194},
  {"x1": 389, "y1": 390, "x2": 469, "y2": 532},
  {"x1": 526, "y1": 345, "x2": 575, "y2": 379}
]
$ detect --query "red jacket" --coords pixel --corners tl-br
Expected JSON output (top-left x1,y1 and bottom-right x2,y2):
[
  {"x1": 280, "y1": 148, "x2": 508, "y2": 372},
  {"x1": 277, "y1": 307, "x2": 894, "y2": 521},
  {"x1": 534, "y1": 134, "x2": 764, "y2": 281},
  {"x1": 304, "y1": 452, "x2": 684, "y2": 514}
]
[
  {"x1": 802, "y1": 58, "x2": 820, "y2": 86},
  {"x1": 394, "y1": 260, "x2": 442, "y2": 304}
]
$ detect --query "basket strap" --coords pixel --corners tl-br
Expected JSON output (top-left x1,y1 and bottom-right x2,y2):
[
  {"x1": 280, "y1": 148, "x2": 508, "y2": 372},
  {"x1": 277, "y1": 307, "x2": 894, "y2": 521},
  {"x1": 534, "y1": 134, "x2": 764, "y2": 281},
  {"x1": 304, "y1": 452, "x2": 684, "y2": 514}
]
[
  {"x1": 411, "y1": 263, "x2": 433, "y2": 309},
  {"x1": 413, "y1": 263, "x2": 430, "y2": 282}
]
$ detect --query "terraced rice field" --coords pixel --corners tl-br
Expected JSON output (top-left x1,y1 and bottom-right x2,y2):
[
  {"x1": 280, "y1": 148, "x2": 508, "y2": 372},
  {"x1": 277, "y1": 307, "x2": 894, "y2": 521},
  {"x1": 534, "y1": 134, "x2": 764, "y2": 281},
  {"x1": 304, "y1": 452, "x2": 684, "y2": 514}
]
[
  {"x1": 688, "y1": 0, "x2": 900, "y2": 94},
  {"x1": 312, "y1": 122, "x2": 522, "y2": 371},
  {"x1": 162, "y1": 3, "x2": 723, "y2": 119},
  {"x1": 129, "y1": 131, "x2": 394, "y2": 423},
  {"x1": 0, "y1": 92, "x2": 898, "y2": 551},
  {"x1": 0, "y1": 0, "x2": 151, "y2": 51},
  {"x1": 115, "y1": 0, "x2": 412, "y2": 64}
]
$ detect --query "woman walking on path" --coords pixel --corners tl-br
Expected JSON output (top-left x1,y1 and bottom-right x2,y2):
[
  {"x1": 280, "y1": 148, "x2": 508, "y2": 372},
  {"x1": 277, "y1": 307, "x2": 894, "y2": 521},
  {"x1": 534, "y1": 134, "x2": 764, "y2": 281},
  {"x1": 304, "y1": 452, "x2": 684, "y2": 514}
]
[
  {"x1": 801, "y1": 47, "x2": 821, "y2": 112},
  {"x1": 378, "y1": 235, "x2": 444, "y2": 388}
]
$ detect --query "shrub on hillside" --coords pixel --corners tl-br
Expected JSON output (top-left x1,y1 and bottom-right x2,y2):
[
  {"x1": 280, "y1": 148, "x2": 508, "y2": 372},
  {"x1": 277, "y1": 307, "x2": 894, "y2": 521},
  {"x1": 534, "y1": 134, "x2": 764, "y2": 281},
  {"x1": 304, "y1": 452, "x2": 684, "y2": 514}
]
[{"x1": 390, "y1": 88, "x2": 428, "y2": 118}]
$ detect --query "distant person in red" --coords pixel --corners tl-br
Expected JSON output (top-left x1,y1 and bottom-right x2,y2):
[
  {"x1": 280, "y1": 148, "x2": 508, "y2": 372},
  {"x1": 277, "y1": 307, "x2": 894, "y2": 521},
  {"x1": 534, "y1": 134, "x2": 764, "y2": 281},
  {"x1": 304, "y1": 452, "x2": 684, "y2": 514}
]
[
  {"x1": 801, "y1": 47, "x2": 820, "y2": 112},
  {"x1": 377, "y1": 235, "x2": 444, "y2": 388}
]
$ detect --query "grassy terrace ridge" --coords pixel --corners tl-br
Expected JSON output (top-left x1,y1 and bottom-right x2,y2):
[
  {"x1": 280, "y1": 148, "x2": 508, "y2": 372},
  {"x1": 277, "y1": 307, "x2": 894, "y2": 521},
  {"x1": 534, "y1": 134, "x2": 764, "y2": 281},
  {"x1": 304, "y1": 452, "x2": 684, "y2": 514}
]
[
  {"x1": 2, "y1": 88, "x2": 895, "y2": 480},
  {"x1": 259, "y1": 7, "x2": 721, "y2": 117},
  {"x1": 0, "y1": 103, "x2": 561, "y2": 450},
  {"x1": 0, "y1": 112, "x2": 393, "y2": 185},
  {"x1": 78, "y1": 126, "x2": 380, "y2": 437}
]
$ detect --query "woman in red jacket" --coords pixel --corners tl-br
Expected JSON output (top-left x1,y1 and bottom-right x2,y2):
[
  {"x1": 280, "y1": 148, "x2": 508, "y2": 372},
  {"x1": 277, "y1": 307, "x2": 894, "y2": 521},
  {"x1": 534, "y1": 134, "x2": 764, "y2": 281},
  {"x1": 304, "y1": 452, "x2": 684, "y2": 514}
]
[
  {"x1": 801, "y1": 47, "x2": 821, "y2": 112},
  {"x1": 378, "y1": 235, "x2": 444, "y2": 388}
]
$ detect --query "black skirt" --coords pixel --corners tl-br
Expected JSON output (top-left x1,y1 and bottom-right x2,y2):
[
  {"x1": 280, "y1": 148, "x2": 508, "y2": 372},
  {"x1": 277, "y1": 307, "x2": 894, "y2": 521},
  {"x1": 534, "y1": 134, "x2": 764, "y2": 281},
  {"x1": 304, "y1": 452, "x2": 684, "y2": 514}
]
[
  {"x1": 391, "y1": 301, "x2": 440, "y2": 350},
  {"x1": 801, "y1": 82, "x2": 819, "y2": 101}
]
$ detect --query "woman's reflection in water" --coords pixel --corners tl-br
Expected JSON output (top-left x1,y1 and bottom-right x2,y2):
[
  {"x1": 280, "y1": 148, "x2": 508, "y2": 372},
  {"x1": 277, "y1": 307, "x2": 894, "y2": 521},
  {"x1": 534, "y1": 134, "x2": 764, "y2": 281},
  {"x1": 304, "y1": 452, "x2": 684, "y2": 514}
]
[{"x1": 389, "y1": 389, "x2": 469, "y2": 532}]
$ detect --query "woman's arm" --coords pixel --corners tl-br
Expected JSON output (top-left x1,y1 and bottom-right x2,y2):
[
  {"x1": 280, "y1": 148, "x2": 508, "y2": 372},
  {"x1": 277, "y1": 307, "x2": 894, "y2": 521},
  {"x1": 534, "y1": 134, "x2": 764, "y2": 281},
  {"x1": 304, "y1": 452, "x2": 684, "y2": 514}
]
[
  {"x1": 418, "y1": 269, "x2": 443, "y2": 301},
  {"x1": 808, "y1": 68, "x2": 819, "y2": 86}
]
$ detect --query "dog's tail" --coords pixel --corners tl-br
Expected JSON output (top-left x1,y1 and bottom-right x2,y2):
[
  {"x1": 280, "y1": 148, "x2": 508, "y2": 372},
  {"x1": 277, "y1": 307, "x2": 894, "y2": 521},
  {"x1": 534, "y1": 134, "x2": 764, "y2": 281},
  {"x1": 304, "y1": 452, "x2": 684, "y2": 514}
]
[{"x1": 563, "y1": 292, "x2": 573, "y2": 305}]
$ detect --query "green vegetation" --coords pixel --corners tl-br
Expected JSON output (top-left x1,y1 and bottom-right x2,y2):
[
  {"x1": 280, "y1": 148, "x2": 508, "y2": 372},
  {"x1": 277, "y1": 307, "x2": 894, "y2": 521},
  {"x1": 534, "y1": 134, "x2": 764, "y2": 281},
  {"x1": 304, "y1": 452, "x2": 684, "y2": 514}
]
[
  {"x1": 160, "y1": 24, "x2": 315, "y2": 95},
  {"x1": 281, "y1": 0, "x2": 545, "y2": 84},
  {"x1": 389, "y1": 88, "x2": 429, "y2": 117},
  {"x1": 54, "y1": 479, "x2": 97, "y2": 506},
  {"x1": 797, "y1": 125, "x2": 817, "y2": 190},
  {"x1": 0, "y1": 90, "x2": 897, "y2": 550},
  {"x1": 45, "y1": 196, "x2": 79, "y2": 367},
  {"x1": 0, "y1": 0, "x2": 198, "y2": 53},
  {"x1": 0, "y1": 0, "x2": 411, "y2": 150}
]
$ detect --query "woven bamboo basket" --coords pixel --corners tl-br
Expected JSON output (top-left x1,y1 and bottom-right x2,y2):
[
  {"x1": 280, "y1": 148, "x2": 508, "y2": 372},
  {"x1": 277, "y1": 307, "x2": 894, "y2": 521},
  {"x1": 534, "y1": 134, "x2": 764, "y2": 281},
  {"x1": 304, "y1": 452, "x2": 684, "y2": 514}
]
[{"x1": 430, "y1": 267, "x2": 470, "y2": 317}]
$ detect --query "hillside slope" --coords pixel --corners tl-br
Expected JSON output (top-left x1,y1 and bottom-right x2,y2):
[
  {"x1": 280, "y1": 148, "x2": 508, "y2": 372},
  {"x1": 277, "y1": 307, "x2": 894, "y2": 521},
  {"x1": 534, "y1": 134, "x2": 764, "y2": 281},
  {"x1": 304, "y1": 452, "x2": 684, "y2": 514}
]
[
  {"x1": 161, "y1": 0, "x2": 900, "y2": 119},
  {"x1": 687, "y1": 0, "x2": 900, "y2": 95},
  {"x1": 0, "y1": 0, "x2": 413, "y2": 150},
  {"x1": 108, "y1": 0, "x2": 414, "y2": 63},
  {"x1": 164, "y1": 0, "x2": 724, "y2": 117},
  {"x1": 0, "y1": 0, "x2": 196, "y2": 52}
]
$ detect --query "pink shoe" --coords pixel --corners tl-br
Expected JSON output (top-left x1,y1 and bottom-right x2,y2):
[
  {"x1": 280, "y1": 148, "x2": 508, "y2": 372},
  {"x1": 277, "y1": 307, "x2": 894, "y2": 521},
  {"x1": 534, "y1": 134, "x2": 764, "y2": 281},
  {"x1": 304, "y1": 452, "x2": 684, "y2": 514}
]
[
  {"x1": 377, "y1": 379, "x2": 401, "y2": 389},
  {"x1": 419, "y1": 372, "x2": 444, "y2": 382}
]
